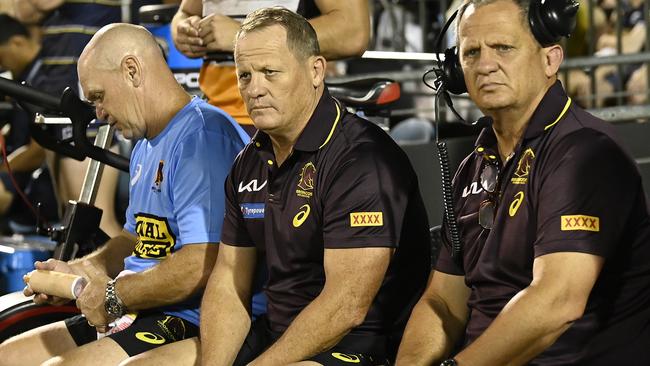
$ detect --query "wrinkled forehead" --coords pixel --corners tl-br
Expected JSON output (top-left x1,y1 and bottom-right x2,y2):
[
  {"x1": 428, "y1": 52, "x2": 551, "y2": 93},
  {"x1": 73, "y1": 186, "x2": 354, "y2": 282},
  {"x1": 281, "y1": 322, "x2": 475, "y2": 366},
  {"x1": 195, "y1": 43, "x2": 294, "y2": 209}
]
[
  {"x1": 458, "y1": 1, "x2": 528, "y2": 41},
  {"x1": 78, "y1": 66, "x2": 112, "y2": 100}
]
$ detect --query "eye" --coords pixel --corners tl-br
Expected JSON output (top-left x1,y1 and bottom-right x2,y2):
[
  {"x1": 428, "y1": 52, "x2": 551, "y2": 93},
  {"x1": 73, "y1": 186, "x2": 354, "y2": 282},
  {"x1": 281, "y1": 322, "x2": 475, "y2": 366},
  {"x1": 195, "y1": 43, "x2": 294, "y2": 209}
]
[
  {"x1": 87, "y1": 92, "x2": 104, "y2": 106},
  {"x1": 463, "y1": 48, "x2": 479, "y2": 58},
  {"x1": 263, "y1": 69, "x2": 277, "y2": 76},
  {"x1": 496, "y1": 44, "x2": 513, "y2": 52},
  {"x1": 238, "y1": 72, "x2": 251, "y2": 81}
]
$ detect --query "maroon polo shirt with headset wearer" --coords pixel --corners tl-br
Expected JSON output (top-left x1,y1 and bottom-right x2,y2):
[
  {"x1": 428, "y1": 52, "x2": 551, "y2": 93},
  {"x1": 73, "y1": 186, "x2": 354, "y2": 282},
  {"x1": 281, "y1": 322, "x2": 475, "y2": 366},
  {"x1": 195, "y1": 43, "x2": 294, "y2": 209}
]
[{"x1": 437, "y1": 81, "x2": 650, "y2": 365}]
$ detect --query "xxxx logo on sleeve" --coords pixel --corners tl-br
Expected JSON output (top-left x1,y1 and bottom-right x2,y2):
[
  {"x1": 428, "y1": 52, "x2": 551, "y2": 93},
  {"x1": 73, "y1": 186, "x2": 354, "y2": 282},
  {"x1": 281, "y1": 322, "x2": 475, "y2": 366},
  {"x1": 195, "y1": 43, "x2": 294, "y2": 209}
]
[
  {"x1": 350, "y1": 212, "x2": 383, "y2": 227},
  {"x1": 132, "y1": 213, "x2": 176, "y2": 259},
  {"x1": 561, "y1": 215, "x2": 600, "y2": 232}
]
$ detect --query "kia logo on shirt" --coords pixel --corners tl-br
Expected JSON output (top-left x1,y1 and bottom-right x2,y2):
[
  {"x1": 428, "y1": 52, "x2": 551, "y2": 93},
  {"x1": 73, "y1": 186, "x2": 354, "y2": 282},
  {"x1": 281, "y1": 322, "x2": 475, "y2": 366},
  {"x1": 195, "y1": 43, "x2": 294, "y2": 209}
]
[
  {"x1": 462, "y1": 182, "x2": 483, "y2": 197},
  {"x1": 238, "y1": 179, "x2": 267, "y2": 193}
]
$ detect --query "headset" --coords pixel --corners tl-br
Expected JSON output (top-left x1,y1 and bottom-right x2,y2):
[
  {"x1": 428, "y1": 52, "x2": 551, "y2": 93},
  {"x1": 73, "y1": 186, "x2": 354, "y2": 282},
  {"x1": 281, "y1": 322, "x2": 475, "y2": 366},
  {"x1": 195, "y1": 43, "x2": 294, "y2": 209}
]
[{"x1": 428, "y1": 0, "x2": 580, "y2": 96}]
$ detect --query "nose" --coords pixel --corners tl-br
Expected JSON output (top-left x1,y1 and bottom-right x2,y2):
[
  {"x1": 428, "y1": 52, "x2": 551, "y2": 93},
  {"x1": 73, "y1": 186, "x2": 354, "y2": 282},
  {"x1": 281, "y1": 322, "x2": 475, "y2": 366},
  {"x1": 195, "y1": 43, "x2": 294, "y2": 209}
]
[
  {"x1": 245, "y1": 73, "x2": 266, "y2": 100},
  {"x1": 476, "y1": 49, "x2": 499, "y2": 75},
  {"x1": 95, "y1": 104, "x2": 107, "y2": 121}
]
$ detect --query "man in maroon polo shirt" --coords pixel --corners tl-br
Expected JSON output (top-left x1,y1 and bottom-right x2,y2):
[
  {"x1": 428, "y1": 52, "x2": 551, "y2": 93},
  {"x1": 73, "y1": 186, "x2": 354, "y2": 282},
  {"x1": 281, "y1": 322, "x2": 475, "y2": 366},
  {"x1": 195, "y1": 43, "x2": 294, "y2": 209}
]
[
  {"x1": 197, "y1": 7, "x2": 430, "y2": 366},
  {"x1": 397, "y1": 0, "x2": 650, "y2": 365}
]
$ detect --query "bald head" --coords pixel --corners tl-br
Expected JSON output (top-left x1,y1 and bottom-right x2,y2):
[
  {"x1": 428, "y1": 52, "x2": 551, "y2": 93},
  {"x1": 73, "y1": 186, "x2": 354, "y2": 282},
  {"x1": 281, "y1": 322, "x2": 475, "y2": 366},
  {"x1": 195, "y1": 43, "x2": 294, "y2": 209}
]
[
  {"x1": 79, "y1": 23, "x2": 164, "y2": 72},
  {"x1": 78, "y1": 23, "x2": 190, "y2": 141}
]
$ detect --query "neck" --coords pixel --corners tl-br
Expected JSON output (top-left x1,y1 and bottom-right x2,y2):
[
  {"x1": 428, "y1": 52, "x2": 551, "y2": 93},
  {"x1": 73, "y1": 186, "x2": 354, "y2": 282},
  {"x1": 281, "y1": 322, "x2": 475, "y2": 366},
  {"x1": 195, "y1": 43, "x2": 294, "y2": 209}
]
[
  {"x1": 267, "y1": 86, "x2": 323, "y2": 166},
  {"x1": 146, "y1": 84, "x2": 191, "y2": 139}
]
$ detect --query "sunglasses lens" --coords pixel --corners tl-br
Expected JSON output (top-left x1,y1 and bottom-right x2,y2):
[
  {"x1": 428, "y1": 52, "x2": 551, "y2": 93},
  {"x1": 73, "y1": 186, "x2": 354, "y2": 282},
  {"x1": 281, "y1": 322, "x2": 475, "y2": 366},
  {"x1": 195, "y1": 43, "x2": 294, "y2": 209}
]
[
  {"x1": 479, "y1": 200, "x2": 495, "y2": 230},
  {"x1": 480, "y1": 164, "x2": 499, "y2": 193}
]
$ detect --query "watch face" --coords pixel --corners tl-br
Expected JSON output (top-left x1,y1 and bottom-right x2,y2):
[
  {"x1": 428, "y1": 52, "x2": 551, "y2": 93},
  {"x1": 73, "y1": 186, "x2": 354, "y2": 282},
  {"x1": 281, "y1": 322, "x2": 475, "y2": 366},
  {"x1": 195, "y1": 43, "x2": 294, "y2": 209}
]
[{"x1": 441, "y1": 360, "x2": 457, "y2": 366}]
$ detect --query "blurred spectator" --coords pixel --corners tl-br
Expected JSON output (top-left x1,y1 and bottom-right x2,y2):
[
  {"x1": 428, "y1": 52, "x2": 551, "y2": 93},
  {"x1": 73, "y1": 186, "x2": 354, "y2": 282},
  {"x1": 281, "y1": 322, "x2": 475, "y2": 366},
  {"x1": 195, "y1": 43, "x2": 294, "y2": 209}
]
[
  {"x1": 563, "y1": 0, "x2": 646, "y2": 108},
  {"x1": 5, "y1": 1, "x2": 124, "y2": 237},
  {"x1": 0, "y1": 14, "x2": 54, "y2": 230}
]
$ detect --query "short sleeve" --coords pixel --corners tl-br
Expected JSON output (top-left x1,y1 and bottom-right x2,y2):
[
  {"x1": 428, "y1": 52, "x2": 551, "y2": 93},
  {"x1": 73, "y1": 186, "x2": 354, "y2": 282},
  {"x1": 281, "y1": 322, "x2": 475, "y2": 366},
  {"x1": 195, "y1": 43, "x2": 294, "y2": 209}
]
[
  {"x1": 170, "y1": 131, "x2": 243, "y2": 245},
  {"x1": 322, "y1": 143, "x2": 412, "y2": 248},
  {"x1": 220, "y1": 168, "x2": 255, "y2": 247},
  {"x1": 534, "y1": 129, "x2": 640, "y2": 259}
]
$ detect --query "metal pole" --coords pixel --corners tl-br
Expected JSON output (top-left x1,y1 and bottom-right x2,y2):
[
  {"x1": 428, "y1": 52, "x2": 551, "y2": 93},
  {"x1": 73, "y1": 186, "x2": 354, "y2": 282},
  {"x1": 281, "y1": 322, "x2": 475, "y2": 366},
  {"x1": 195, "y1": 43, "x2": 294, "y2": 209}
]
[
  {"x1": 616, "y1": 0, "x2": 624, "y2": 106},
  {"x1": 587, "y1": 0, "x2": 597, "y2": 108},
  {"x1": 78, "y1": 124, "x2": 115, "y2": 205},
  {"x1": 419, "y1": 0, "x2": 427, "y2": 52},
  {"x1": 645, "y1": 0, "x2": 650, "y2": 103}
]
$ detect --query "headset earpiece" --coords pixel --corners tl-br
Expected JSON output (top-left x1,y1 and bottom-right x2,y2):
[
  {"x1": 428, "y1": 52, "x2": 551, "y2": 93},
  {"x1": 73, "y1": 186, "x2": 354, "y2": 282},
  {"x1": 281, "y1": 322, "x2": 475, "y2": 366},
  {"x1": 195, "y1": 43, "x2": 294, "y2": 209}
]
[
  {"x1": 441, "y1": 47, "x2": 467, "y2": 95},
  {"x1": 529, "y1": 0, "x2": 580, "y2": 47},
  {"x1": 436, "y1": 0, "x2": 579, "y2": 95}
]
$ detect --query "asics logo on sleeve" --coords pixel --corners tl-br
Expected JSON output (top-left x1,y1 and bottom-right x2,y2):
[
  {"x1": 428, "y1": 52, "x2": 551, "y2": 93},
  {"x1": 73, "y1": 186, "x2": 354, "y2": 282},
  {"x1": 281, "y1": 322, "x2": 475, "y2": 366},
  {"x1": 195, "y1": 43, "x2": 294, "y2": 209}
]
[{"x1": 130, "y1": 164, "x2": 142, "y2": 186}]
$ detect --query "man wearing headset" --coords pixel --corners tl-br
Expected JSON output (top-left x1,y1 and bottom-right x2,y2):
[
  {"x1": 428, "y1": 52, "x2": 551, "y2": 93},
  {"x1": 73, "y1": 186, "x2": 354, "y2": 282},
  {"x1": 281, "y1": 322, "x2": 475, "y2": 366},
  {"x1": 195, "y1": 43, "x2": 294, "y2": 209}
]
[{"x1": 396, "y1": 1, "x2": 650, "y2": 365}]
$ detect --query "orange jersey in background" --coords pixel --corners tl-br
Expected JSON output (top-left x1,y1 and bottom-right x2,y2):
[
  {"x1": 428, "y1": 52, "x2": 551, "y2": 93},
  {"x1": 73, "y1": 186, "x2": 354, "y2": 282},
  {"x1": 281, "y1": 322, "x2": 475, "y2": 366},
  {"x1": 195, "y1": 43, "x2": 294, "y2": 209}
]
[{"x1": 199, "y1": 63, "x2": 253, "y2": 125}]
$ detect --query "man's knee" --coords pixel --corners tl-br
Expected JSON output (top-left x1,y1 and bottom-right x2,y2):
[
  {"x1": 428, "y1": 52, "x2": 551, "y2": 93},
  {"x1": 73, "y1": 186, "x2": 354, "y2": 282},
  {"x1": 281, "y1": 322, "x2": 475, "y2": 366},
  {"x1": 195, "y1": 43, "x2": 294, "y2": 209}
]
[{"x1": 0, "y1": 320, "x2": 76, "y2": 366}]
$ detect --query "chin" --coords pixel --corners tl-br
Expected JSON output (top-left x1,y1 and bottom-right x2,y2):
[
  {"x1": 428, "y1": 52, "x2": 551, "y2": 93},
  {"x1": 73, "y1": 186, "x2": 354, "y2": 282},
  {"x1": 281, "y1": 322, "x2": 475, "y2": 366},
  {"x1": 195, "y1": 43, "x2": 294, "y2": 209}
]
[
  {"x1": 475, "y1": 95, "x2": 515, "y2": 112},
  {"x1": 250, "y1": 116, "x2": 280, "y2": 132}
]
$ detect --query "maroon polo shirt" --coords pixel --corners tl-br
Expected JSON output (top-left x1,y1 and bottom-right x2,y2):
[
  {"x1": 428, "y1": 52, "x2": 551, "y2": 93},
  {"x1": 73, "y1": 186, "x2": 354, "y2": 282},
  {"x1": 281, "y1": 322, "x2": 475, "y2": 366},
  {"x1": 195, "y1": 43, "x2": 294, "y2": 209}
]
[
  {"x1": 220, "y1": 89, "x2": 431, "y2": 345},
  {"x1": 437, "y1": 81, "x2": 650, "y2": 365}
]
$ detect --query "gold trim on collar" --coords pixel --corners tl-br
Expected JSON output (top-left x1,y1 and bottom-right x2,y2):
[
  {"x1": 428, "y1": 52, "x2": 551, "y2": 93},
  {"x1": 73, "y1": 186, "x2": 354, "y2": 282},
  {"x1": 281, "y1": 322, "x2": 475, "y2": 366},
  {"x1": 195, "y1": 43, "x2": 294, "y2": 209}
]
[
  {"x1": 318, "y1": 101, "x2": 341, "y2": 149},
  {"x1": 544, "y1": 97, "x2": 572, "y2": 131}
]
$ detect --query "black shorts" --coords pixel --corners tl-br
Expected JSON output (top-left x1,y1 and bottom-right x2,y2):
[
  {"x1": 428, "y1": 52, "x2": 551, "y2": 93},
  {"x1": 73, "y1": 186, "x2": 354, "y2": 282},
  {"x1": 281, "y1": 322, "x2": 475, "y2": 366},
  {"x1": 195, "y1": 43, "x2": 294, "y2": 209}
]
[
  {"x1": 233, "y1": 316, "x2": 391, "y2": 366},
  {"x1": 64, "y1": 311, "x2": 199, "y2": 357}
]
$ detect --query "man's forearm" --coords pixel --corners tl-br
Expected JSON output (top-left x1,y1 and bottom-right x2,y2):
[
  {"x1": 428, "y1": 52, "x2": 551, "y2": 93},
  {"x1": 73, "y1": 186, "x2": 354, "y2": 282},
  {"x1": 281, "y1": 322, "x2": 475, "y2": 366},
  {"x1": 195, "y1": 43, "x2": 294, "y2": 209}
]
[
  {"x1": 396, "y1": 297, "x2": 465, "y2": 365},
  {"x1": 252, "y1": 292, "x2": 363, "y2": 365},
  {"x1": 200, "y1": 278, "x2": 251, "y2": 366},
  {"x1": 454, "y1": 286, "x2": 577, "y2": 366},
  {"x1": 0, "y1": 141, "x2": 45, "y2": 173},
  {"x1": 69, "y1": 232, "x2": 135, "y2": 278},
  {"x1": 116, "y1": 244, "x2": 218, "y2": 311},
  {"x1": 309, "y1": 1, "x2": 370, "y2": 60}
]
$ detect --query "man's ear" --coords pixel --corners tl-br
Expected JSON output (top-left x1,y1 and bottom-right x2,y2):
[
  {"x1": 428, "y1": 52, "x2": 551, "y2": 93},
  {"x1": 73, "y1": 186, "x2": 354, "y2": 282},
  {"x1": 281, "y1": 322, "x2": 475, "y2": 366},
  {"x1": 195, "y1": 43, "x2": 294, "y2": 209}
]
[
  {"x1": 121, "y1": 55, "x2": 142, "y2": 87},
  {"x1": 310, "y1": 55, "x2": 326, "y2": 89},
  {"x1": 543, "y1": 44, "x2": 563, "y2": 78}
]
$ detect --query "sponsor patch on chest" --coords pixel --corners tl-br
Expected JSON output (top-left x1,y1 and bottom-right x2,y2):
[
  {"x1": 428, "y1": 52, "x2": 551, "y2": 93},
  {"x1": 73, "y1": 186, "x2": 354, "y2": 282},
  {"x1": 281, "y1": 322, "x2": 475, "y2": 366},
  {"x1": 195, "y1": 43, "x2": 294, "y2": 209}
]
[{"x1": 240, "y1": 203, "x2": 265, "y2": 219}]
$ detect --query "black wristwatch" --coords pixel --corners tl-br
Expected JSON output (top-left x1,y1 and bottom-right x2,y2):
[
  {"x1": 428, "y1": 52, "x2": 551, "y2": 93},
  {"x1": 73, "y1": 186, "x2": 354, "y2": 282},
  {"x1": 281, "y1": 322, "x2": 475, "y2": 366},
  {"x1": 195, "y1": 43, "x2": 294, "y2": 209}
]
[
  {"x1": 104, "y1": 279, "x2": 126, "y2": 318},
  {"x1": 440, "y1": 359, "x2": 458, "y2": 366}
]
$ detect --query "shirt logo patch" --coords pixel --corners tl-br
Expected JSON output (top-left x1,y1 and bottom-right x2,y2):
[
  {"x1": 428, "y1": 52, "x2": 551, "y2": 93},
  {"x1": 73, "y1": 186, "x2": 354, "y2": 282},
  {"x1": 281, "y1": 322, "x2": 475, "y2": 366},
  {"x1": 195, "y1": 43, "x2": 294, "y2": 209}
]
[
  {"x1": 238, "y1": 179, "x2": 267, "y2": 193},
  {"x1": 132, "y1": 213, "x2": 176, "y2": 259},
  {"x1": 241, "y1": 203, "x2": 265, "y2": 219},
  {"x1": 462, "y1": 182, "x2": 483, "y2": 197},
  {"x1": 292, "y1": 204, "x2": 310, "y2": 227},
  {"x1": 350, "y1": 212, "x2": 383, "y2": 227},
  {"x1": 331, "y1": 353, "x2": 361, "y2": 363},
  {"x1": 511, "y1": 148, "x2": 535, "y2": 185},
  {"x1": 509, "y1": 191, "x2": 524, "y2": 217},
  {"x1": 561, "y1": 215, "x2": 600, "y2": 232},
  {"x1": 296, "y1": 162, "x2": 316, "y2": 198},
  {"x1": 151, "y1": 160, "x2": 164, "y2": 192}
]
